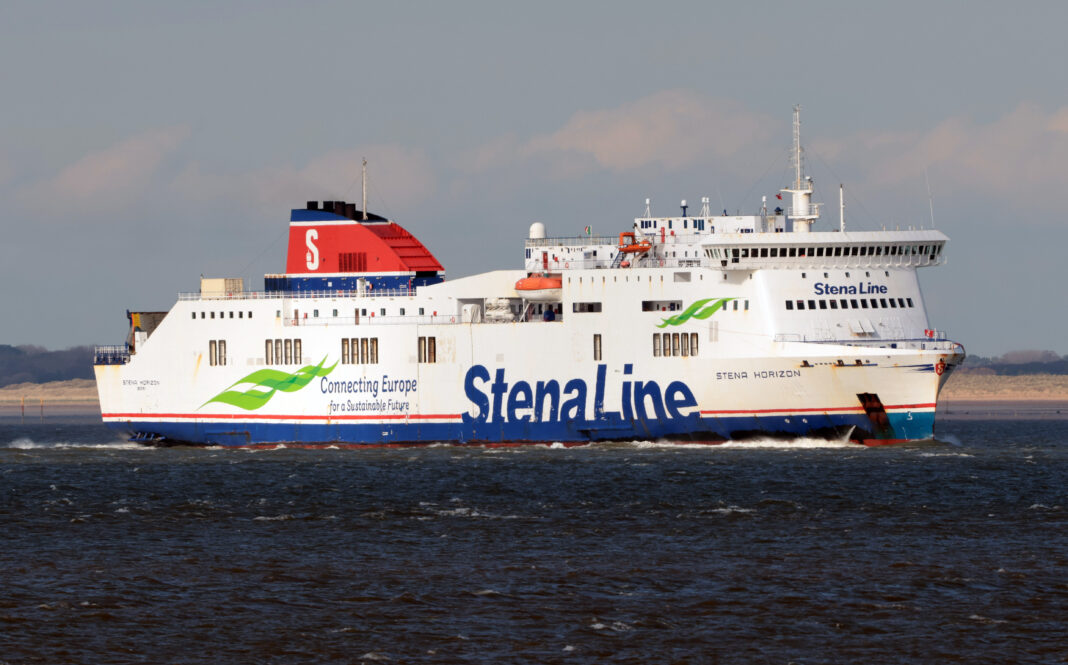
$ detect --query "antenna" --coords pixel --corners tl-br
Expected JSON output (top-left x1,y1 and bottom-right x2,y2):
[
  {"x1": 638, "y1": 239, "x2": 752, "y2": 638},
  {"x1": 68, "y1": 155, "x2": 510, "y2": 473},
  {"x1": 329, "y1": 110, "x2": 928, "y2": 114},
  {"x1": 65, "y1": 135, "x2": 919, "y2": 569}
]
[
  {"x1": 793, "y1": 104, "x2": 803, "y2": 190},
  {"x1": 644, "y1": 198, "x2": 651, "y2": 217},
  {"x1": 924, "y1": 168, "x2": 935, "y2": 228},
  {"x1": 362, "y1": 158, "x2": 368, "y2": 221},
  {"x1": 839, "y1": 184, "x2": 845, "y2": 232}
]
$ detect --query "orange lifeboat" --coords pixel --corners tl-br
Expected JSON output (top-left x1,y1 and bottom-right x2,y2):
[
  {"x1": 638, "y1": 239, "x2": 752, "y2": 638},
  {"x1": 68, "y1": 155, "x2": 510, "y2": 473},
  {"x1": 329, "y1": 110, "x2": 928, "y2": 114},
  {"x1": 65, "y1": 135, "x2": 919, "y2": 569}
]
[
  {"x1": 515, "y1": 274, "x2": 563, "y2": 301},
  {"x1": 618, "y1": 231, "x2": 652, "y2": 254}
]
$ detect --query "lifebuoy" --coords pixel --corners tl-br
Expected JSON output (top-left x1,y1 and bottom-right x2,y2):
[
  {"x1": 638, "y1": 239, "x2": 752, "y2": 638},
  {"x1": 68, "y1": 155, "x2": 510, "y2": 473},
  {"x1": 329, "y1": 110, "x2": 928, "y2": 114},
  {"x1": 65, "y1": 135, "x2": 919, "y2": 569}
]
[
  {"x1": 450, "y1": 316, "x2": 456, "y2": 323},
  {"x1": 565, "y1": 262, "x2": 569, "y2": 269},
  {"x1": 659, "y1": 259, "x2": 664, "y2": 267}
]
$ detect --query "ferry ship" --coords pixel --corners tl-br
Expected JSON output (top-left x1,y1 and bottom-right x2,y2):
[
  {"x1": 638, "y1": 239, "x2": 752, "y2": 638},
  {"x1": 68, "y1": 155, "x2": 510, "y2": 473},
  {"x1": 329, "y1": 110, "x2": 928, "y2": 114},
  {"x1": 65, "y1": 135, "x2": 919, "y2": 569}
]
[{"x1": 94, "y1": 108, "x2": 964, "y2": 446}]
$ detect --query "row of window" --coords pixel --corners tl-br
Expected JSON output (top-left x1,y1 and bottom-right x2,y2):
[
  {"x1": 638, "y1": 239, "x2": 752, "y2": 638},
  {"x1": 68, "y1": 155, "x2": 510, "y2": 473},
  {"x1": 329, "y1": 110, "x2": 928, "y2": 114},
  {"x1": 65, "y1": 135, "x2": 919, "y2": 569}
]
[
  {"x1": 286, "y1": 306, "x2": 431, "y2": 320},
  {"x1": 708, "y1": 243, "x2": 944, "y2": 260},
  {"x1": 208, "y1": 340, "x2": 226, "y2": 366},
  {"x1": 418, "y1": 336, "x2": 437, "y2": 363},
  {"x1": 194, "y1": 311, "x2": 253, "y2": 320},
  {"x1": 653, "y1": 333, "x2": 699, "y2": 357},
  {"x1": 638, "y1": 218, "x2": 708, "y2": 231},
  {"x1": 265, "y1": 338, "x2": 302, "y2": 365},
  {"x1": 341, "y1": 338, "x2": 379, "y2": 365},
  {"x1": 786, "y1": 297, "x2": 915, "y2": 311}
]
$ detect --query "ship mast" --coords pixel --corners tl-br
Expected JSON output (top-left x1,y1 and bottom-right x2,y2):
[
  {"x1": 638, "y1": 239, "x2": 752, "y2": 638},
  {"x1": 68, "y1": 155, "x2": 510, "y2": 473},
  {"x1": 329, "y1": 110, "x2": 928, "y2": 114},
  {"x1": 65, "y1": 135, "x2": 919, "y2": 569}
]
[
  {"x1": 781, "y1": 105, "x2": 820, "y2": 233},
  {"x1": 361, "y1": 158, "x2": 368, "y2": 221}
]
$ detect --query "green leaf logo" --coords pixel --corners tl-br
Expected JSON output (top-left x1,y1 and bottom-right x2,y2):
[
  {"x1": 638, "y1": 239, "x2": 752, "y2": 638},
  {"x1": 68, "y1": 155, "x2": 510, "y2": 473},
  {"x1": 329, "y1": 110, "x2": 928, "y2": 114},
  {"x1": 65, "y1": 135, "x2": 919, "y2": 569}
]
[
  {"x1": 657, "y1": 298, "x2": 735, "y2": 328},
  {"x1": 201, "y1": 356, "x2": 337, "y2": 411}
]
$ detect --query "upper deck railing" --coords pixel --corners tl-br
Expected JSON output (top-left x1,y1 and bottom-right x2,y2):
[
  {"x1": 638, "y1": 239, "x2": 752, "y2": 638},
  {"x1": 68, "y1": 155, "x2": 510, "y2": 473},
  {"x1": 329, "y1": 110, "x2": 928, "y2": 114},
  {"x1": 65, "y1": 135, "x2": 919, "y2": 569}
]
[
  {"x1": 94, "y1": 345, "x2": 130, "y2": 365},
  {"x1": 525, "y1": 235, "x2": 618, "y2": 247},
  {"x1": 178, "y1": 288, "x2": 418, "y2": 301}
]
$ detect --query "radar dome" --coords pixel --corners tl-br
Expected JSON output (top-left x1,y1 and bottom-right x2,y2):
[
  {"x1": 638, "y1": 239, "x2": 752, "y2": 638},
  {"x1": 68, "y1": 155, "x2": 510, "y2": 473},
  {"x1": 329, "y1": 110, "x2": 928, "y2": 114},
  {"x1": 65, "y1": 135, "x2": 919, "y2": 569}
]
[{"x1": 528, "y1": 222, "x2": 546, "y2": 239}]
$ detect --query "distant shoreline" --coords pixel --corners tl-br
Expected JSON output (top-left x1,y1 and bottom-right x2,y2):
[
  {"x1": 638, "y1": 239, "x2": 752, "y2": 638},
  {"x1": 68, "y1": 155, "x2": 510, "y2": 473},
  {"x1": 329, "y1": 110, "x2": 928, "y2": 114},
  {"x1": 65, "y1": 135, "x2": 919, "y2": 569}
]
[{"x1": 3, "y1": 376, "x2": 1068, "y2": 420}]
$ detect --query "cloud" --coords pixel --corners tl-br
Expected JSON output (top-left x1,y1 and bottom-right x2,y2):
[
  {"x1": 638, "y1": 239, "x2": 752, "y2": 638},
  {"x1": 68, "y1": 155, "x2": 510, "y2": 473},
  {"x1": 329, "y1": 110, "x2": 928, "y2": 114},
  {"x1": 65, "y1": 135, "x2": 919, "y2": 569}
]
[
  {"x1": 171, "y1": 145, "x2": 436, "y2": 221},
  {"x1": 814, "y1": 103, "x2": 1068, "y2": 200},
  {"x1": 18, "y1": 126, "x2": 190, "y2": 216},
  {"x1": 523, "y1": 91, "x2": 775, "y2": 174},
  {"x1": 458, "y1": 92, "x2": 777, "y2": 178}
]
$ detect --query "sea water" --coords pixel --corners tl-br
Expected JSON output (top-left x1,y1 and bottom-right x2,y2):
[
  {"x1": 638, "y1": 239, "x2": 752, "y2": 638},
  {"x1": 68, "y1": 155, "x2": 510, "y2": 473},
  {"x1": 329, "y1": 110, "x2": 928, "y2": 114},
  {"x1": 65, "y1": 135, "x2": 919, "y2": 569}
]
[{"x1": 1, "y1": 417, "x2": 1065, "y2": 663}]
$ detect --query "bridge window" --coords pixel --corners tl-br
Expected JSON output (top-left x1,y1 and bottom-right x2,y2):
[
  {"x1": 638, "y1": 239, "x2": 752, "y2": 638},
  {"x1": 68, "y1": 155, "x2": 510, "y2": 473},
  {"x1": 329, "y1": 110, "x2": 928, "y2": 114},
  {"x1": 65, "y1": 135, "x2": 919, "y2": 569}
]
[
  {"x1": 593, "y1": 334, "x2": 602, "y2": 361},
  {"x1": 691, "y1": 333, "x2": 698, "y2": 356},
  {"x1": 829, "y1": 300, "x2": 838, "y2": 309},
  {"x1": 819, "y1": 300, "x2": 827, "y2": 310},
  {"x1": 907, "y1": 298, "x2": 915, "y2": 307},
  {"x1": 840, "y1": 299, "x2": 849, "y2": 309},
  {"x1": 573, "y1": 302, "x2": 603, "y2": 313},
  {"x1": 786, "y1": 300, "x2": 793, "y2": 310},
  {"x1": 796, "y1": 300, "x2": 805, "y2": 310},
  {"x1": 807, "y1": 300, "x2": 816, "y2": 310},
  {"x1": 653, "y1": 333, "x2": 661, "y2": 357}
]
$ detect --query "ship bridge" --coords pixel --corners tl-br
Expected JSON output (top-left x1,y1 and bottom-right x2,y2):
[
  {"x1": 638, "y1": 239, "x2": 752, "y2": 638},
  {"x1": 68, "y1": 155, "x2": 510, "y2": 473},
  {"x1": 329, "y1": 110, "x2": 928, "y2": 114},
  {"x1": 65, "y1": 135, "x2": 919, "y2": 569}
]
[{"x1": 703, "y1": 229, "x2": 947, "y2": 270}]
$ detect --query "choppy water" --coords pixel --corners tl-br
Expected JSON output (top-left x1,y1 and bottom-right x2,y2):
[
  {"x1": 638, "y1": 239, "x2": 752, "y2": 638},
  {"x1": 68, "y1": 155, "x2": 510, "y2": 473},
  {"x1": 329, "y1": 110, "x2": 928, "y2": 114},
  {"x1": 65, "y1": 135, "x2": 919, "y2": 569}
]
[{"x1": 1, "y1": 417, "x2": 1065, "y2": 664}]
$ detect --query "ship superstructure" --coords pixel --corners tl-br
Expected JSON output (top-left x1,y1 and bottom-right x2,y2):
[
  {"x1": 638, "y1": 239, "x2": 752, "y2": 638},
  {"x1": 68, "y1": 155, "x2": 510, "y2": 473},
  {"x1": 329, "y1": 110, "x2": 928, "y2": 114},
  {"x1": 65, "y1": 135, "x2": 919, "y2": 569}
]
[{"x1": 95, "y1": 109, "x2": 964, "y2": 446}]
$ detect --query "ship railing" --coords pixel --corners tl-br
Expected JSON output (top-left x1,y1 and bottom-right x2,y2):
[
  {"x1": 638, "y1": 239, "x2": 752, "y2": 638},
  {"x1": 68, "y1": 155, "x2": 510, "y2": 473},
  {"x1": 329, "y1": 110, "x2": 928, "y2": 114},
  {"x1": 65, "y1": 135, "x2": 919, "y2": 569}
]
[
  {"x1": 94, "y1": 345, "x2": 131, "y2": 365},
  {"x1": 178, "y1": 288, "x2": 418, "y2": 301},
  {"x1": 528, "y1": 256, "x2": 708, "y2": 271},
  {"x1": 283, "y1": 314, "x2": 470, "y2": 327},
  {"x1": 525, "y1": 235, "x2": 619, "y2": 248}
]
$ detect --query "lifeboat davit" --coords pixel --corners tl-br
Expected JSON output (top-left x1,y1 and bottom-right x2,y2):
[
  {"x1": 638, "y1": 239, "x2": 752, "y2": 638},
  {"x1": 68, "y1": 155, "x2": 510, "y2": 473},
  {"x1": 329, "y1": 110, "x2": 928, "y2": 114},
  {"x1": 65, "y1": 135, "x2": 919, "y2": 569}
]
[
  {"x1": 515, "y1": 274, "x2": 563, "y2": 301},
  {"x1": 618, "y1": 231, "x2": 652, "y2": 254}
]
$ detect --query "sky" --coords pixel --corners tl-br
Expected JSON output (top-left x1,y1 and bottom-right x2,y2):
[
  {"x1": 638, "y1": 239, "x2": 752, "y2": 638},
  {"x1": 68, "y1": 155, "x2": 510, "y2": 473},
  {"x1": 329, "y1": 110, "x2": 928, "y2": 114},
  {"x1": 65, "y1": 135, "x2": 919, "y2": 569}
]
[{"x1": 2, "y1": 0, "x2": 1068, "y2": 356}]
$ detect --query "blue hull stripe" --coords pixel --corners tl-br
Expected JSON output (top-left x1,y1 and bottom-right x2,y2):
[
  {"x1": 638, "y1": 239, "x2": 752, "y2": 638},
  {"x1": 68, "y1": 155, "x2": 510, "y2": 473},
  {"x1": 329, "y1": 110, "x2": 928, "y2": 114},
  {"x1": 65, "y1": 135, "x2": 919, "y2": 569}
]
[{"x1": 105, "y1": 411, "x2": 937, "y2": 446}]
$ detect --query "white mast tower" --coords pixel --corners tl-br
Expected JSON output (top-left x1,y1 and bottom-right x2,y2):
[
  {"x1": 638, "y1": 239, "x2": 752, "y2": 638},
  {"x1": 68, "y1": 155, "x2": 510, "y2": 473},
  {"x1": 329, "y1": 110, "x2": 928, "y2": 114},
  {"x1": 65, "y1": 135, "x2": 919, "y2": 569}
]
[{"x1": 781, "y1": 105, "x2": 821, "y2": 233}]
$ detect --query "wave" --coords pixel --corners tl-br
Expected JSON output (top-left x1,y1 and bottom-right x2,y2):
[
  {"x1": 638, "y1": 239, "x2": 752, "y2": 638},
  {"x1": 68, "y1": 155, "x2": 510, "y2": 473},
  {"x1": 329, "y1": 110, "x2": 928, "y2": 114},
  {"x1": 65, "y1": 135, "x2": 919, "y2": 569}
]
[
  {"x1": 630, "y1": 437, "x2": 858, "y2": 450},
  {"x1": 3, "y1": 437, "x2": 144, "y2": 450}
]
